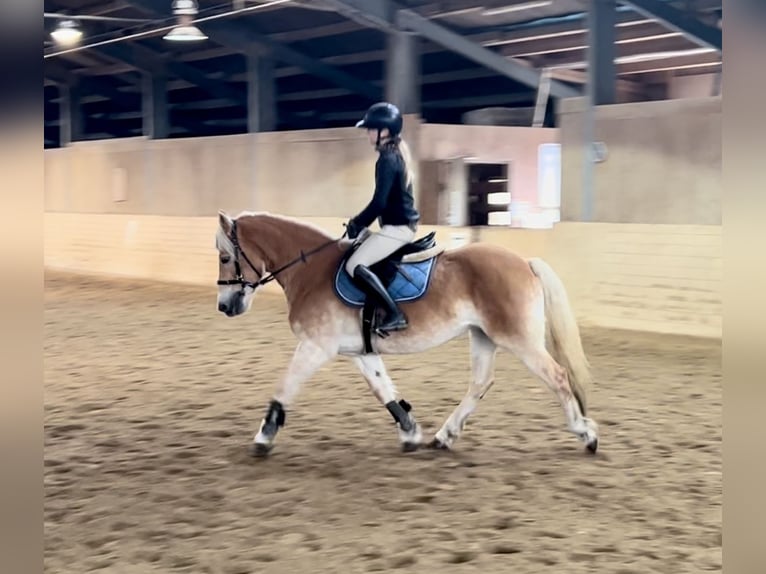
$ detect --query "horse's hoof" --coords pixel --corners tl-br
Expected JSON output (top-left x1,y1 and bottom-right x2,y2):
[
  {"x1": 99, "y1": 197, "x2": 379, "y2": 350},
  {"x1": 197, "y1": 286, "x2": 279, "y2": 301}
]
[
  {"x1": 586, "y1": 438, "x2": 598, "y2": 454},
  {"x1": 427, "y1": 438, "x2": 450, "y2": 450},
  {"x1": 402, "y1": 441, "x2": 420, "y2": 453},
  {"x1": 250, "y1": 442, "x2": 273, "y2": 458}
]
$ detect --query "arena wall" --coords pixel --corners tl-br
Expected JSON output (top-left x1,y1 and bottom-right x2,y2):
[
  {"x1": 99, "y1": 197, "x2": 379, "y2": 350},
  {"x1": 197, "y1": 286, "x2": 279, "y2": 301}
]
[
  {"x1": 43, "y1": 212, "x2": 720, "y2": 339},
  {"x1": 43, "y1": 117, "x2": 558, "y2": 224},
  {"x1": 558, "y1": 95, "x2": 721, "y2": 225},
  {"x1": 44, "y1": 96, "x2": 721, "y2": 339}
]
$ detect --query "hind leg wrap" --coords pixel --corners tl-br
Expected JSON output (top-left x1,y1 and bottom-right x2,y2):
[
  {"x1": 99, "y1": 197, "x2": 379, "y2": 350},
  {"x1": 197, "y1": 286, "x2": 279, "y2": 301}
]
[{"x1": 353, "y1": 354, "x2": 421, "y2": 449}]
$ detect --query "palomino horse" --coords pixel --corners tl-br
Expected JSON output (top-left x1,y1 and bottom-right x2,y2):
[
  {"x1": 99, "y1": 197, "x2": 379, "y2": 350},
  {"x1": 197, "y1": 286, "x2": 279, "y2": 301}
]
[{"x1": 214, "y1": 210, "x2": 599, "y2": 456}]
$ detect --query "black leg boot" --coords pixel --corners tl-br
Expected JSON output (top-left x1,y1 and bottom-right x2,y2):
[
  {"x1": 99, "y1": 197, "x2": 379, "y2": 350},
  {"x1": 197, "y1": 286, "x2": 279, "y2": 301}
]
[{"x1": 353, "y1": 265, "x2": 409, "y2": 334}]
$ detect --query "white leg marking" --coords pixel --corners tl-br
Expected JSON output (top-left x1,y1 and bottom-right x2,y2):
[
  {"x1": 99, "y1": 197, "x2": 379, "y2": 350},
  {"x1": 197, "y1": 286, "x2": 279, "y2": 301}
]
[
  {"x1": 434, "y1": 328, "x2": 497, "y2": 448},
  {"x1": 514, "y1": 343, "x2": 598, "y2": 447},
  {"x1": 253, "y1": 339, "x2": 334, "y2": 447},
  {"x1": 353, "y1": 354, "x2": 422, "y2": 447},
  {"x1": 353, "y1": 354, "x2": 398, "y2": 404}
]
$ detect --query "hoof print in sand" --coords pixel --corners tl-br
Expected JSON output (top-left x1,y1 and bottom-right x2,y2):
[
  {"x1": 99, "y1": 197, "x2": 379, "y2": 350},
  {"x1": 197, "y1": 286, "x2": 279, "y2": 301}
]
[{"x1": 447, "y1": 550, "x2": 477, "y2": 564}]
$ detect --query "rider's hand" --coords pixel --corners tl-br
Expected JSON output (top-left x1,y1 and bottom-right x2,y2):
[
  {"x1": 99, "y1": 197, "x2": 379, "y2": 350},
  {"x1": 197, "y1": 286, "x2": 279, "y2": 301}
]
[{"x1": 345, "y1": 218, "x2": 361, "y2": 239}]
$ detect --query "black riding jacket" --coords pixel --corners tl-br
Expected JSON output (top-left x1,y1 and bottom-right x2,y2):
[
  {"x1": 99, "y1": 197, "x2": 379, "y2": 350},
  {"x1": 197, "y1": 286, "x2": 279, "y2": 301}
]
[{"x1": 353, "y1": 146, "x2": 420, "y2": 229}]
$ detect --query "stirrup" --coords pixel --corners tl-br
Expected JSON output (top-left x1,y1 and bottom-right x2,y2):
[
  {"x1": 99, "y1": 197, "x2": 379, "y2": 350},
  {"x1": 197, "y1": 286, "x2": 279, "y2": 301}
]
[{"x1": 375, "y1": 314, "x2": 408, "y2": 337}]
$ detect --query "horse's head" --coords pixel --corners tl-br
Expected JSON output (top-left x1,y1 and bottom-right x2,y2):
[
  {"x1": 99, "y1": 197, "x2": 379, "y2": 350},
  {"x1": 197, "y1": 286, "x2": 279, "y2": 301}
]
[{"x1": 215, "y1": 210, "x2": 263, "y2": 317}]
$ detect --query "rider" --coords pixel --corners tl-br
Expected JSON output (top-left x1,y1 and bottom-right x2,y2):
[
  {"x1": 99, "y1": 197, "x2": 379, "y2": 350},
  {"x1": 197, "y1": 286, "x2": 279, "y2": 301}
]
[{"x1": 345, "y1": 101, "x2": 420, "y2": 334}]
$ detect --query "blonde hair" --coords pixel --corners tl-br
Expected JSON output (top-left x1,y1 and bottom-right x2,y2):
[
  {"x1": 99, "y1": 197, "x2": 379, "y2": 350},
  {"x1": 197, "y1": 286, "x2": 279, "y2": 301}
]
[{"x1": 396, "y1": 137, "x2": 415, "y2": 188}]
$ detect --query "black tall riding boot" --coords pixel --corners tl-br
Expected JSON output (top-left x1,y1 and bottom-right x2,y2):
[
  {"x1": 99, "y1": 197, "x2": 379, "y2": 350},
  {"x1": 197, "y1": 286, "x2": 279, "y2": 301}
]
[{"x1": 353, "y1": 265, "x2": 409, "y2": 333}]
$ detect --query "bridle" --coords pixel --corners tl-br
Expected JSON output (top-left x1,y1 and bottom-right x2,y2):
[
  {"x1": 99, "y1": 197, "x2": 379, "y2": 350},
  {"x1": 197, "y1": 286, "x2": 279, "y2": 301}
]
[{"x1": 216, "y1": 219, "x2": 347, "y2": 291}]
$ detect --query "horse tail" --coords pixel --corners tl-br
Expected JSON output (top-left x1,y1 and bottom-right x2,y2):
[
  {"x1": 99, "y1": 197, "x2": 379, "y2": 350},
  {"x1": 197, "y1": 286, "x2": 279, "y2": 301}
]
[{"x1": 527, "y1": 257, "x2": 591, "y2": 415}]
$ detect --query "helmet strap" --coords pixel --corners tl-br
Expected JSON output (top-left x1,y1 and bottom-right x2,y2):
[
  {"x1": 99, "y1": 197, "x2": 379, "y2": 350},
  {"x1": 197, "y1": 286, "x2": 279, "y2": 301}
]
[{"x1": 375, "y1": 130, "x2": 400, "y2": 151}]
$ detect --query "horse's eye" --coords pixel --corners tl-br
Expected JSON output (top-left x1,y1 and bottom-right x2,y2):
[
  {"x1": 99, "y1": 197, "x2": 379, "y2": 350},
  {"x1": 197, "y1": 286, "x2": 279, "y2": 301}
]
[{"x1": 220, "y1": 255, "x2": 231, "y2": 264}]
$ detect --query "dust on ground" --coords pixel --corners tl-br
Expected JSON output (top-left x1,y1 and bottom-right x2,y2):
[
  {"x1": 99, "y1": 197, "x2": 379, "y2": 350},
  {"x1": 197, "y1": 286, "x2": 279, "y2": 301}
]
[{"x1": 44, "y1": 271, "x2": 721, "y2": 573}]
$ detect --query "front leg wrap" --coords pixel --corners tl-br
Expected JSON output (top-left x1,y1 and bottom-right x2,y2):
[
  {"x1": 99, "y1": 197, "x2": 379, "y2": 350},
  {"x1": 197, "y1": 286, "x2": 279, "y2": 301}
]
[
  {"x1": 385, "y1": 399, "x2": 414, "y2": 432},
  {"x1": 261, "y1": 399, "x2": 286, "y2": 438}
]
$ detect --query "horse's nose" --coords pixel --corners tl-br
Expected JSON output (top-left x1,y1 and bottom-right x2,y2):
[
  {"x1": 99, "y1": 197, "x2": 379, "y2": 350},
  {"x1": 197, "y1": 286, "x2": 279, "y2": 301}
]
[{"x1": 218, "y1": 302, "x2": 228, "y2": 313}]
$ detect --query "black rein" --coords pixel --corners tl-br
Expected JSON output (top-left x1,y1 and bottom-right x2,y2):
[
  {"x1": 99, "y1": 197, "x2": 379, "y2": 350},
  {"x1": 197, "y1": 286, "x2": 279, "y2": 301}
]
[{"x1": 217, "y1": 219, "x2": 347, "y2": 290}]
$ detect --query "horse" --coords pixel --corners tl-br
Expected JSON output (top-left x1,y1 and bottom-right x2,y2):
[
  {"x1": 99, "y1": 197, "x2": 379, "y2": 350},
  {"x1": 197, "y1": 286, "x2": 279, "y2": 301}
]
[{"x1": 214, "y1": 210, "x2": 599, "y2": 457}]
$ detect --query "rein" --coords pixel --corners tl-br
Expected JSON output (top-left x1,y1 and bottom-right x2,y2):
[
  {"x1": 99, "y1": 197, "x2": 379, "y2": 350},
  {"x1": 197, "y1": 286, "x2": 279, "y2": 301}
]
[{"x1": 217, "y1": 219, "x2": 347, "y2": 290}]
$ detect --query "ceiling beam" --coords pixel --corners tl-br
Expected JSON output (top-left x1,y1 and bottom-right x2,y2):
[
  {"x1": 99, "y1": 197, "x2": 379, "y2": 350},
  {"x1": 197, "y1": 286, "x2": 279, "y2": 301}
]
[
  {"x1": 278, "y1": 87, "x2": 354, "y2": 102},
  {"x1": 498, "y1": 20, "x2": 677, "y2": 57},
  {"x1": 169, "y1": 99, "x2": 233, "y2": 111},
  {"x1": 539, "y1": 34, "x2": 701, "y2": 67},
  {"x1": 269, "y1": 20, "x2": 362, "y2": 43},
  {"x1": 90, "y1": 36, "x2": 309, "y2": 129},
  {"x1": 616, "y1": 52, "x2": 721, "y2": 75},
  {"x1": 210, "y1": 13, "x2": 658, "y2": 81},
  {"x1": 45, "y1": 60, "x2": 138, "y2": 108},
  {"x1": 268, "y1": 12, "x2": 658, "y2": 77},
  {"x1": 175, "y1": 67, "x2": 539, "y2": 108},
  {"x1": 544, "y1": 45, "x2": 720, "y2": 76},
  {"x1": 422, "y1": 91, "x2": 535, "y2": 109},
  {"x1": 275, "y1": 51, "x2": 387, "y2": 77},
  {"x1": 96, "y1": 43, "x2": 246, "y2": 106},
  {"x1": 45, "y1": 117, "x2": 142, "y2": 137},
  {"x1": 175, "y1": 24, "x2": 364, "y2": 63},
  {"x1": 319, "y1": 0, "x2": 397, "y2": 31},
  {"x1": 278, "y1": 91, "x2": 537, "y2": 116},
  {"x1": 204, "y1": 21, "x2": 381, "y2": 100},
  {"x1": 324, "y1": 0, "x2": 580, "y2": 98},
  {"x1": 74, "y1": 63, "x2": 136, "y2": 76},
  {"x1": 395, "y1": 8, "x2": 580, "y2": 98},
  {"x1": 178, "y1": 47, "x2": 238, "y2": 63},
  {"x1": 45, "y1": 59, "x2": 213, "y2": 135},
  {"x1": 176, "y1": 7, "x2": 652, "y2": 75},
  {"x1": 54, "y1": 51, "x2": 107, "y2": 67},
  {"x1": 618, "y1": 0, "x2": 721, "y2": 51},
  {"x1": 82, "y1": 19, "x2": 670, "y2": 81}
]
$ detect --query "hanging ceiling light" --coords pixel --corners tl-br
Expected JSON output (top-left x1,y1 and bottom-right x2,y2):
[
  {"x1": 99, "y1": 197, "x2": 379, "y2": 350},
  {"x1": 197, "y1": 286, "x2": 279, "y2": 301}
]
[
  {"x1": 163, "y1": 0, "x2": 208, "y2": 41},
  {"x1": 50, "y1": 19, "x2": 83, "y2": 46},
  {"x1": 482, "y1": 1, "x2": 553, "y2": 17}
]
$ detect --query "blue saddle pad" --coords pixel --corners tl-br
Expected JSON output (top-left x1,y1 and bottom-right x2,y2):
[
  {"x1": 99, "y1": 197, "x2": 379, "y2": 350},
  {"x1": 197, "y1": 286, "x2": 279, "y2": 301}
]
[{"x1": 334, "y1": 257, "x2": 437, "y2": 308}]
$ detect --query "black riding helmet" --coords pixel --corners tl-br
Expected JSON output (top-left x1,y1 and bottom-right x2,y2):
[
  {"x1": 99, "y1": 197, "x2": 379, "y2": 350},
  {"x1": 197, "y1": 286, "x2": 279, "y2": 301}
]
[{"x1": 355, "y1": 102, "x2": 403, "y2": 145}]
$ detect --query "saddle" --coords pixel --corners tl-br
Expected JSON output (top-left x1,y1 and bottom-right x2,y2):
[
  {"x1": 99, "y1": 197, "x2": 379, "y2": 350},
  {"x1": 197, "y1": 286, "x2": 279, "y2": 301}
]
[{"x1": 334, "y1": 230, "x2": 443, "y2": 353}]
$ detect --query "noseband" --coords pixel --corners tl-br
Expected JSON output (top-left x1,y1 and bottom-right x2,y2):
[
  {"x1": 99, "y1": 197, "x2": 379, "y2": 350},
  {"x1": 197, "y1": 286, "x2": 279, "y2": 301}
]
[{"x1": 216, "y1": 220, "x2": 346, "y2": 291}]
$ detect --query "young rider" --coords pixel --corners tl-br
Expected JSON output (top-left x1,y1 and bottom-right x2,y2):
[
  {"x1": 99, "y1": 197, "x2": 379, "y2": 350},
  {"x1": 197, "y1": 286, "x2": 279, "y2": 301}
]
[{"x1": 345, "y1": 102, "x2": 420, "y2": 334}]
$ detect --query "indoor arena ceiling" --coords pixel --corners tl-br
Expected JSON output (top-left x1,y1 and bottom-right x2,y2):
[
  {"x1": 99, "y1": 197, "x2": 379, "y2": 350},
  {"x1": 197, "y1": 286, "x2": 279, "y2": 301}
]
[{"x1": 43, "y1": 0, "x2": 723, "y2": 146}]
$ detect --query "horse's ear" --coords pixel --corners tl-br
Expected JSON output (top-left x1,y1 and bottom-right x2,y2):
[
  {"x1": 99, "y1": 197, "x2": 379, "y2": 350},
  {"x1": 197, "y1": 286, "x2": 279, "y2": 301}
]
[{"x1": 218, "y1": 210, "x2": 232, "y2": 234}]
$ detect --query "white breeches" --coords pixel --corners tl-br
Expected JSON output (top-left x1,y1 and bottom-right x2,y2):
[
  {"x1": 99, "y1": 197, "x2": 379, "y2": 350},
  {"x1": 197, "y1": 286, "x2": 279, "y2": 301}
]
[{"x1": 345, "y1": 225, "x2": 416, "y2": 276}]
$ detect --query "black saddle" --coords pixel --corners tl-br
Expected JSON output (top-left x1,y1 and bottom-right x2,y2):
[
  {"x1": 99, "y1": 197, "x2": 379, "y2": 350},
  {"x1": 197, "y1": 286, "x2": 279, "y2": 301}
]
[
  {"x1": 389, "y1": 230, "x2": 437, "y2": 259},
  {"x1": 340, "y1": 231, "x2": 437, "y2": 286}
]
